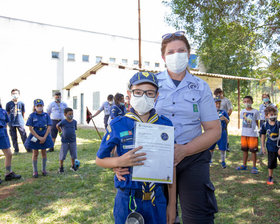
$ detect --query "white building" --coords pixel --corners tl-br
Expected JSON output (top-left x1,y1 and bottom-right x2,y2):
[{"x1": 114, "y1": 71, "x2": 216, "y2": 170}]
[{"x1": 0, "y1": 16, "x2": 166, "y2": 120}]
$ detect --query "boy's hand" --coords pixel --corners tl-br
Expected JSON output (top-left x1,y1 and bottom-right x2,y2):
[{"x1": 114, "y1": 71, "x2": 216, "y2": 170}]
[
  {"x1": 113, "y1": 167, "x2": 130, "y2": 181},
  {"x1": 220, "y1": 116, "x2": 225, "y2": 120},
  {"x1": 119, "y1": 146, "x2": 146, "y2": 167},
  {"x1": 262, "y1": 148, "x2": 267, "y2": 155},
  {"x1": 59, "y1": 132, "x2": 62, "y2": 137},
  {"x1": 166, "y1": 203, "x2": 176, "y2": 224},
  {"x1": 278, "y1": 148, "x2": 280, "y2": 156}
]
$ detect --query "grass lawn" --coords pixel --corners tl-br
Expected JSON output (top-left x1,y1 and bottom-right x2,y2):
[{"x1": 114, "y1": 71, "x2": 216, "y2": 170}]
[{"x1": 0, "y1": 129, "x2": 280, "y2": 224}]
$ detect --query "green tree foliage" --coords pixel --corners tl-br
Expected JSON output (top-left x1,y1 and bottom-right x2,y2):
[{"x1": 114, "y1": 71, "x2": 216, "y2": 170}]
[{"x1": 163, "y1": 0, "x2": 280, "y2": 106}]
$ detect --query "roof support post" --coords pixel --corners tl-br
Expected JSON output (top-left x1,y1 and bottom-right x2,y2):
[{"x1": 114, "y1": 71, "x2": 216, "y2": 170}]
[{"x1": 238, "y1": 80, "x2": 240, "y2": 129}]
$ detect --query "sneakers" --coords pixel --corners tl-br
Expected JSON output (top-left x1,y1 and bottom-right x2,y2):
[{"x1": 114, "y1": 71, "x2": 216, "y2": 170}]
[
  {"x1": 267, "y1": 177, "x2": 274, "y2": 185},
  {"x1": 209, "y1": 161, "x2": 213, "y2": 167},
  {"x1": 5, "y1": 172, "x2": 21, "y2": 181},
  {"x1": 251, "y1": 167, "x2": 259, "y2": 174},
  {"x1": 221, "y1": 161, "x2": 227, "y2": 169},
  {"x1": 33, "y1": 172, "x2": 39, "y2": 178},
  {"x1": 58, "y1": 167, "x2": 64, "y2": 174},
  {"x1": 47, "y1": 148, "x2": 54, "y2": 153},
  {"x1": 42, "y1": 171, "x2": 48, "y2": 176},
  {"x1": 236, "y1": 165, "x2": 248, "y2": 170},
  {"x1": 70, "y1": 166, "x2": 78, "y2": 171}
]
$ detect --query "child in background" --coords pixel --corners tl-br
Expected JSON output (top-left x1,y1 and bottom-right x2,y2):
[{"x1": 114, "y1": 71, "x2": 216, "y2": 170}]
[
  {"x1": 56, "y1": 107, "x2": 78, "y2": 173},
  {"x1": 24, "y1": 99, "x2": 53, "y2": 178},
  {"x1": 259, "y1": 106, "x2": 280, "y2": 185},
  {"x1": 0, "y1": 107, "x2": 21, "y2": 184},
  {"x1": 237, "y1": 96, "x2": 260, "y2": 174},
  {"x1": 209, "y1": 97, "x2": 229, "y2": 168}
]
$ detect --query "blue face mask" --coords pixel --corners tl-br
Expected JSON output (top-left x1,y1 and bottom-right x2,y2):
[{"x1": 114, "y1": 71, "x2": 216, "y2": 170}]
[
  {"x1": 263, "y1": 98, "x2": 269, "y2": 103},
  {"x1": 120, "y1": 102, "x2": 125, "y2": 106}
]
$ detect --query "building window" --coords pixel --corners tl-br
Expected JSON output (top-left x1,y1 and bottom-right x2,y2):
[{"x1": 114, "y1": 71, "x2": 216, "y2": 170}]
[
  {"x1": 51, "y1": 51, "x2": 59, "y2": 59},
  {"x1": 144, "y1": 61, "x2": 150, "y2": 67},
  {"x1": 92, "y1": 92, "x2": 100, "y2": 110},
  {"x1": 82, "y1": 55, "x2": 89, "y2": 62},
  {"x1": 155, "y1": 62, "x2": 160, "y2": 68},
  {"x1": 73, "y1": 96, "x2": 77, "y2": 109},
  {"x1": 68, "y1": 53, "x2": 75, "y2": 61},
  {"x1": 96, "y1": 56, "x2": 102, "y2": 63},
  {"x1": 133, "y1": 60, "x2": 139, "y2": 65},
  {"x1": 109, "y1": 57, "x2": 116, "y2": 63},
  {"x1": 122, "y1": 59, "x2": 128, "y2": 65}
]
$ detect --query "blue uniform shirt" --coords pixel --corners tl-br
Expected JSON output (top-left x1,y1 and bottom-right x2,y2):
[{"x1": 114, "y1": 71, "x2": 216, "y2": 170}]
[
  {"x1": 47, "y1": 101, "x2": 67, "y2": 120},
  {"x1": 97, "y1": 108, "x2": 173, "y2": 190},
  {"x1": 0, "y1": 108, "x2": 11, "y2": 149},
  {"x1": 259, "y1": 121, "x2": 280, "y2": 152},
  {"x1": 99, "y1": 101, "x2": 112, "y2": 115},
  {"x1": 0, "y1": 108, "x2": 9, "y2": 127},
  {"x1": 57, "y1": 119, "x2": 77, "y2": 143},
  {"x1": 155, "y1": 70, "x2": 219, "y2": 144},
  {"x1": 5, "y1": 101, "x2": 25, "y2": 126},
  {"x1": 26, "y1": 112, "x2": 52, "y2": 136},
  {"x1": 110, "y1": 104, "x2": 126, "y2": 119},
  {"x1": 218, "y1": 109, "x2": 229, "y2": 130}
]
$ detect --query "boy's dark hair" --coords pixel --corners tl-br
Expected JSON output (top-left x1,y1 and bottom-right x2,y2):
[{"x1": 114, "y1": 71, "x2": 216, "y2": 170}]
[
  {"x1": 264, "y1": 106, "x2": 277, "y2": 115},
  {"x1": 55, "y1": 92, "x2": 61, "y2": 96},
  {"x1": 243, "y1": 95, "x2": 253, "y2": 103},
  {"x1": 11, "y1": 89, "x2": 20, "y2": 94},
  {"x1": 64, "y1": 107, "x2": 73, "y2": 114},
  {"x1": 262, "y1": 93, "x2": 270, "y2": 99},
  {"x1": 114, "y1": 93, "x2": 124, "y2": 105},
  {"x1": 214, "y1": 88, "x2": 223, "y2": 96},
  {"x1": 107, "y1": 94, "x2": 113, "y2": 101}
]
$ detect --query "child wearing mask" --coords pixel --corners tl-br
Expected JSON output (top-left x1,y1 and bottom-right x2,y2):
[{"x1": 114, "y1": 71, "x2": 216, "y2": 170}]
[
  {"x1": 259, "y1": 106, "x2": 280, "y2": 185},
  {"x1": 237, "y1": 96, "x2": 260, "y2": 174},
  {"x1": 96, "y1": 72, "x2": 176, "y2": 224},
  {"x1": 110, "y1": 93, "x2": 126, "y2": 120},
  {"x1": 209, "y1": 97, "x2": 230, "y2": 168},
  {"x1": 24, "y1": 99, "x2": 53, "y2": 178},
  {"x1": 56, "y1": 107, "x2": 78, "y2": 173}
]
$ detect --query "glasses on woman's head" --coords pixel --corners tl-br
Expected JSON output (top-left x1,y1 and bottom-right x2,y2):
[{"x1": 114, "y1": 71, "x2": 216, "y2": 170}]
[
  {"x1": 131, "y1": 89, "x2": 157, "y2": 98},
  {"x1": 162, "y1": 31, "x2": 185, "y2": 40}
]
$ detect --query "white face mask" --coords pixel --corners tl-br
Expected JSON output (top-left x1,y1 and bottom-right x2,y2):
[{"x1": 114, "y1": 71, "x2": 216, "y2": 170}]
[
  {"x1": 36, "y1": 106, "x2": 43, "y2": 112},
  {"x1": 165, "y1": 52, "x2": 189, "y2": 74},
  {"x1": 130, "y1": 95, "x2": 155, "y2": 115},
  {"x1": 12, "y1": 94, "x2": 19, "y2": 100},
  {"x1": 244, "y1": 103, "x2": 252, "y2": 108}
]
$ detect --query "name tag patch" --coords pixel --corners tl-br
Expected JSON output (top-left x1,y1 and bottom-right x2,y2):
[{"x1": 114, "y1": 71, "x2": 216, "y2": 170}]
[{"x1": 193, "y1": 104, "x2": 198, "y2": 112}]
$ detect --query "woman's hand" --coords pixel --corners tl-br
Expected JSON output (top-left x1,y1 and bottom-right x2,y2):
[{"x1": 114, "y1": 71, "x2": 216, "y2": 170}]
[
  {"x1": 118, "y1": 146, "x2": 146, "y2": 167},
  {"x1": 113, "y1": 167, "x2": 130, "y2": 181},
  {"x1": 174, "y1": 144, "x2": 186, "y2": 166},
  {"x1": 166, "y1": 203, "x2": 176, "y2": 224}
]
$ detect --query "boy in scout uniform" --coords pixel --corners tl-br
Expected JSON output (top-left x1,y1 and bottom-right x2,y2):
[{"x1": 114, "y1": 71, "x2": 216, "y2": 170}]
[{"x1": 96, "y1": 72, "x2": 176, "y2": 224}]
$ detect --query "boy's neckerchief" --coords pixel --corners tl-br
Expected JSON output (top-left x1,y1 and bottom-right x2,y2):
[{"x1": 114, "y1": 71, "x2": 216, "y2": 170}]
[
  {"x1": 124, "y1": 107, "x2": 158, "y2": 205},
  {"x1": 124, "y1": 108, "x2": 158, "y2": 124}
]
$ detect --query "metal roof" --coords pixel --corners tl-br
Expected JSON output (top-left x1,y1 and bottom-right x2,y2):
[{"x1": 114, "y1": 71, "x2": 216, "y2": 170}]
[{"x1": 63, "y1": 62, "x2": 260, "y2": 90}]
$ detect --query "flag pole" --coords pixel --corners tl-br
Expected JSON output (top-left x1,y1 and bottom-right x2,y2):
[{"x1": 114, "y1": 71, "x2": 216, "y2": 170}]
[{"x1": 86, "y1": 107, "x2": 102, "y2": 140}]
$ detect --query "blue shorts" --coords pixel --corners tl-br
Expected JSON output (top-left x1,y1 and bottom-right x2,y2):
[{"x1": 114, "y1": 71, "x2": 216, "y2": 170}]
[
  {"x1": 209, "y1": 129, "x2": 227, "y2": 151},
  {"x1": 59, "y1": 142, "x2": 77, "y2": 160},
  {"x1": 114, "y1": 187, "x2": 167, "y2": 224},
  {"x1": 0, "y1": 128, "x2": 10, "y2": 149}
]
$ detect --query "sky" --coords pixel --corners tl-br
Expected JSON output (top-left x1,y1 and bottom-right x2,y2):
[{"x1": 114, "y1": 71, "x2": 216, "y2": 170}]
[{"x1": 0, "y1": 0, "x2": 177, "y2": 42}]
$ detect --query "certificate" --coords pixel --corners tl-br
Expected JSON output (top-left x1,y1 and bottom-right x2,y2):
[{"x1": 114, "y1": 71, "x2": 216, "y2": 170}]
[{"x1": 132, "y1": 122, "x2": 174, "y2": 184}]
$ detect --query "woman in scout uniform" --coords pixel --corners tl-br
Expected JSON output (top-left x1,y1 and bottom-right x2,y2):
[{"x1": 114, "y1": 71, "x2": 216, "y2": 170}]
[
  {"x1": 0, "y1": 107, "x2": 21, "y2": 184},
  {"x1": 155, "y1": 31, "x2": 220, "y2": 224},
  {"x1": 25, "y1": 99, "x2": 54, "y2": 178},
  {"x1": 96, "y1": 72, "x2": 176, "y2": 224}
]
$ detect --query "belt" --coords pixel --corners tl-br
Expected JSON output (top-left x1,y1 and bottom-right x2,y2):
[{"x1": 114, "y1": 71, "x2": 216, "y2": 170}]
[
  {"x1": 119, "y1": 188, "x2": 156, "y2": 201},
  {"x1": 52, "y1": 119, "x2": 62, "y2": 121}
]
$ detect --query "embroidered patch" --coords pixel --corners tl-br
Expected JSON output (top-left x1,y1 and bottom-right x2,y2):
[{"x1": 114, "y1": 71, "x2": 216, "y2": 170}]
[
  {"x1": 120, "y1": 130, "x2": 133, "y2": 137},
  {"x1": 107, "y1": 124, "x2": 112, "y2": 133},
  {"x1": 193, "y1": 104, "x2": 198, "y2": 112},
  {"x1": 123, "y1": 145, "x2": 135, "y2": 149},
  {"x1": 187, "y1": 82, "x2": 199, "y2": 90},
  {"x1": 106, "y1": 134, "x2": 110, "y2": 141}
]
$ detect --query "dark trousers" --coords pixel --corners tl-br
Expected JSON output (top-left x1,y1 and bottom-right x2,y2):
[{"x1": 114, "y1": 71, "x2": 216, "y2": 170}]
[
  {"x1": 177, "y1": 150, "x2": 218, "y2": 224},
  {"x1": 9, "y1": 125, "x2": 28, "y2": 152},
  {"x1": 104, "y1": 115, "x2": 110, "y2": 129}
]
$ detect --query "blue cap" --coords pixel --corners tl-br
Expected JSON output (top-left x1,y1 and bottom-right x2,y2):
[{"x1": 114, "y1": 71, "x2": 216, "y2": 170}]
[
  {"x1": 129, "y1": 72, "x2": 158, "y2": 89},
  {"x1": 214, "y1": 97, "x2": 221, "y2": 102},
  {"x1": 34, "y1": 99, "x2": 44, "y2": 106}
]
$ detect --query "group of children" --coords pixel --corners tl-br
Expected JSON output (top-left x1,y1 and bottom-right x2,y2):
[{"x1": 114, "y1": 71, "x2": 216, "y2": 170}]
[
  {"x1": 0, "y1": 98, "x2": 79, "y2": 183},
  {"x1": 211, "y1": 94, "x2": 280, "y2": 185}
]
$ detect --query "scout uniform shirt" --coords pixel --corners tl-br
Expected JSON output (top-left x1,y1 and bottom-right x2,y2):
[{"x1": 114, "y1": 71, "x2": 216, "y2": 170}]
[
  {"x1": 47, "y1": 101, "x2": 67, "y2": 120},
  {"x1": 155, "y1": 70, "x2": 218, "y2": 144},
  {"x1": 97, "y1": 108, "x2": 173, "y2": 189},
  {"x1": 24, "y1": 112, "x2": 54, "y2": 149},
  {"x1": 6, "y1": 101, "x2": 25, "y2": 127},
  {"x1": 0, "y1": 108, "x2": 11, "y2": 149}
]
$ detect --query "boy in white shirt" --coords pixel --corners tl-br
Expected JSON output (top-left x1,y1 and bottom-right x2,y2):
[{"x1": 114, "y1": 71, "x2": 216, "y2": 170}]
[{"x1": 237, "y1": 96, "x2": 260, "y2": 174}]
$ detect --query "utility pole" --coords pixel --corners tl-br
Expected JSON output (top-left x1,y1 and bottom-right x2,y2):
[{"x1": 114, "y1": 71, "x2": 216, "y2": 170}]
[{"x1": 138, "y1": 0, "x2": 142, "y2": 69}]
